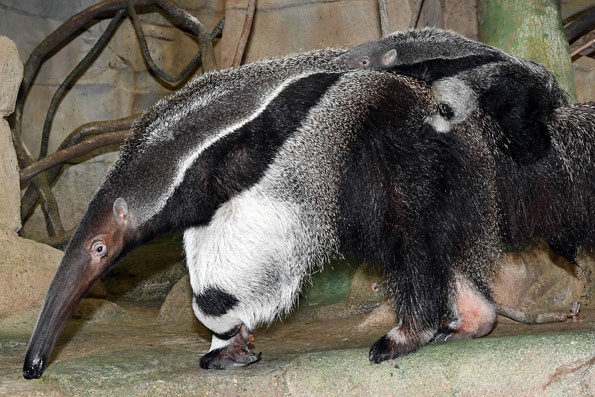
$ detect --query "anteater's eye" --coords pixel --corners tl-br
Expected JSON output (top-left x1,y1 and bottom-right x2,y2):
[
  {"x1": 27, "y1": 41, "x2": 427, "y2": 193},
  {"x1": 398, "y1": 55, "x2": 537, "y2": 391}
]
[
  {"x1": 91, "y1": 241, "x2": 108, "y2": 258},
  {"x1": 361, "y1": 58, "x2": 369, "y2": 66}
]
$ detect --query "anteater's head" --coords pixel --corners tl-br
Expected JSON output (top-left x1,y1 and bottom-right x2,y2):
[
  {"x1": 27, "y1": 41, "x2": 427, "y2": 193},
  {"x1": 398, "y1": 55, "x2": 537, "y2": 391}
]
[{"x1": 23, "y1": 197, "x2": 136, "y2": 379}]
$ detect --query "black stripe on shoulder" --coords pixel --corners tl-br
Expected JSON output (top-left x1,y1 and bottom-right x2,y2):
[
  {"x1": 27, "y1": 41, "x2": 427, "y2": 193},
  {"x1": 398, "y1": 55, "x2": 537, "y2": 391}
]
[
  {"x1": 393, "y1": 54, "x2": 504, "y2": 81},
  {"x1": 160, "y1": 72, "x2": 342, "y2": 230}
]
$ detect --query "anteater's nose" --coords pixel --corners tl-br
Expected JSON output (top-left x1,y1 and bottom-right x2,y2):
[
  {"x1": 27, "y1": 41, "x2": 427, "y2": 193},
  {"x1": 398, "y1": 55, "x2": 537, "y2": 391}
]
[{"x1": 23, "y1": 354, "x2": 45, "y2": 379}]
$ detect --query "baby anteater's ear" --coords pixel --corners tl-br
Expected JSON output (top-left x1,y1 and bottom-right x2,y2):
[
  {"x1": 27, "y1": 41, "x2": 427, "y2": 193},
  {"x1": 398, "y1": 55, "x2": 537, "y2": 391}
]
[{"x1": 381, "y1": 49, "x2": 397, "y2": 67}]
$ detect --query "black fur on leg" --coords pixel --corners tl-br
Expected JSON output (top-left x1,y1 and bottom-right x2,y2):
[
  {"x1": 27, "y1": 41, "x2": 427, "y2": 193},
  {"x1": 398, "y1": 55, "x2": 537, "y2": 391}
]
[
  {"x1": 369, "y1": 335, "x2": 402, "y2": 363},
  {"x1": 369, "y1": 328, "x2": 424, "y2": 364},
  {"x1": 547, "y1": 237, "x2": 579, "y2": 266},
  {"x1": 336, "y1": 80, "x2": 495, "y2": 364}
]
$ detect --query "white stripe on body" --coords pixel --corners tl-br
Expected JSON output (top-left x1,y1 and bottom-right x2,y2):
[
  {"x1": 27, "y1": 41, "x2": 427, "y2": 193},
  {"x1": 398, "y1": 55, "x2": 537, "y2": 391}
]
[{"x1": 143, "y1": 72, "x2": 319, "y2": 223}]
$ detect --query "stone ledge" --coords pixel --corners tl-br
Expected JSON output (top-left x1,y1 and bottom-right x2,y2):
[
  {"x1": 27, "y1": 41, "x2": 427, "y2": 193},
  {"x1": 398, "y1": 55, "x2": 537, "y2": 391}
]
[{"x1": 1, "y1": 326, "x2": 592, "y2": 396}]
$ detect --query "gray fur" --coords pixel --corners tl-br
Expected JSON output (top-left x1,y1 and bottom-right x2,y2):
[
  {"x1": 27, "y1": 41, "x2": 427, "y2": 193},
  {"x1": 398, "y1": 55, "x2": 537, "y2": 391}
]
[{"x1": 102, "y1": 50, "x2": 346, "y2": 224}]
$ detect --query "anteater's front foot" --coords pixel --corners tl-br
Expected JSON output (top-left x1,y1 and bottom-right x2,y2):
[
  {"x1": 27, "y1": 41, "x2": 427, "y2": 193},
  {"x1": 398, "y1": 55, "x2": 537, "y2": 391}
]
[
  {"x1": 200, "y1": 327, "x2": 262, "y2": 370},
  {"x1": 199, "y1": 346, "x2": 261, "y2": 369}
]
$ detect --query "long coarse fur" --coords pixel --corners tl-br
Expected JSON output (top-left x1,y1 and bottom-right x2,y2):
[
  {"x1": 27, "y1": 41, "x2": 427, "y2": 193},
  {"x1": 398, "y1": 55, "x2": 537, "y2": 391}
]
[
  {"x1": 493, "y1": 101, "x2": 595, "y2": 262},
  {"x1": 24, "y1": 48, "x2": 595, "y2": 377},
  {"x1": 335, "y1": 27, "x2": 571, "y2": 165}
]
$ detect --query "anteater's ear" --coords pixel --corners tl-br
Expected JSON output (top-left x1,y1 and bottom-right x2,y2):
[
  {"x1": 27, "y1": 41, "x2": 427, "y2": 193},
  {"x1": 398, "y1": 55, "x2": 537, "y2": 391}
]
[
  {"x1": 113, "y1": 197, "x2": 129, "y2": 225},
  {"x1": 381, "y1": 49, "x2": 397, "y2": 67}
]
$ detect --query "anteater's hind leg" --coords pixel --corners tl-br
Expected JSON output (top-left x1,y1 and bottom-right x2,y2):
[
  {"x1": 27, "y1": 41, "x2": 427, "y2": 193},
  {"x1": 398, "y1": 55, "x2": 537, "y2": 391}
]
[
  {"x1": 369, "y1": 239, "x2": 451, "y2": 363},
  {"x1": 433, "y1": 274, "x2": 496, "y2": 342},
  {"x1": 369, "y1": 318, "x2": 439, "y2": 363}
]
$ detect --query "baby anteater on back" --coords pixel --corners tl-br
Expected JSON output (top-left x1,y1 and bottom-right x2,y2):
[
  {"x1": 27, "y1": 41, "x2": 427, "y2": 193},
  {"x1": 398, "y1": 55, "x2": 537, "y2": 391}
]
[{"x1": 335, "y1": 28, "x2": 570, "y2": 164}]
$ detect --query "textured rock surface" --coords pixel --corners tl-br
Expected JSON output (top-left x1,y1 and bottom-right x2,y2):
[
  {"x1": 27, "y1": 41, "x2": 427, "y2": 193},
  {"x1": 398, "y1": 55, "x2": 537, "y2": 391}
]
[
  {"x1": 356, "y1": 301, "x2": 398, "y2": 330},
  {"x1": 281, "y1": 333, "x2": 594, "y2": 396},
  {"x1": 86, "y1": 280, "x2": 109, "y2": 299},
  {"x1": 157, "y1": 274, "x2": 197, "y2": 326},
  {"x1": 0, "y1": 119, "x2": 21, "y2": 232},
  {"x1": 574, "y1": 56, "x2": 595, "y2": 102},
  {"x1": 0, "y1": 302, "x2": 592, "y2": 396},
  {"x1": 0, "y1": 225, "x2": 63, "y2": 317},
  {"x1": 0, "y1": 36, "x2": 22, "y2": 116},
  {"x1": 301, "y1": 261, "x2": 358, "y2": 307},
  {"x1": 73, "y1": 299, "x2": 128, "y2": 321},
  {"x1": 347, "y1": 263, "x2": 384, "y2": 305},
  {"x1": 0, "y1": 36, "x2": 22, "y2": 232},
  {"x1": 0, "y1": 223, "x2": 111, "y2": 320},
  {"x1": 103, "y1": 235, "x2": 185, "y2": 300},
  {"x1": 493, "y1": 243, "x2": 594, "y2": 312}
]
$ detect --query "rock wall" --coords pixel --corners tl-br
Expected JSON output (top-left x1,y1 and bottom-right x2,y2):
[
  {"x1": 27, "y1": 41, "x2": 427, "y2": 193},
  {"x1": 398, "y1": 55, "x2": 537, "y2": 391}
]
[
  {"x1": 0, "y1": 36, "x2": 23, "y2": 232},
  {"x1": 0, "y1": 36, "x2": 68, "y2": 318},
  {"x1": 0, "y1": 224, "x2": 64, "y2": 317},
  {"x1": 574, "y1": 56, "x2": 595, "y2": 102},
  {"x1": 220, "y1": 0, "x2": 478, "y2": 67}
]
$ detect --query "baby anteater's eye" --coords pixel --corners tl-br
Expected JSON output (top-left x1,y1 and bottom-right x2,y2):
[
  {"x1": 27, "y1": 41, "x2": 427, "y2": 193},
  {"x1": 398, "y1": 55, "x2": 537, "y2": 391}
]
[{"x1": 360, "y1": 57, "x2": 370, "y2": 67}]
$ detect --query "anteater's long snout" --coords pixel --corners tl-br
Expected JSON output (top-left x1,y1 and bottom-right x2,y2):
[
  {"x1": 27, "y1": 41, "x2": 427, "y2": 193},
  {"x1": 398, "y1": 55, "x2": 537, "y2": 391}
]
[
  {"x1": 330, "y1": 52, "x2": 349, "y2": 68},
  {"x1": 22, "y1": 250, "x2": 94, "y2": 379}
]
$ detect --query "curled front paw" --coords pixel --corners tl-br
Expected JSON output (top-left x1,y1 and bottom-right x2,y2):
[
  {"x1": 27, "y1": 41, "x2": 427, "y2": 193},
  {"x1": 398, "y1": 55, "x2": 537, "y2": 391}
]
[
  {"x1": 200, "y1": 346, "x2": 262, "y2": 369},
  {"x1": 200, "y1": 326, "x2": 262, "y2": 370}
]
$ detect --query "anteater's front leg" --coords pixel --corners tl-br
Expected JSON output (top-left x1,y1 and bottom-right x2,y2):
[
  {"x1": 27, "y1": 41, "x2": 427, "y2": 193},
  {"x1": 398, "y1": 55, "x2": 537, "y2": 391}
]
[{"x1": 183, "y1": 192, "x2": 313, "y2": 369}]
